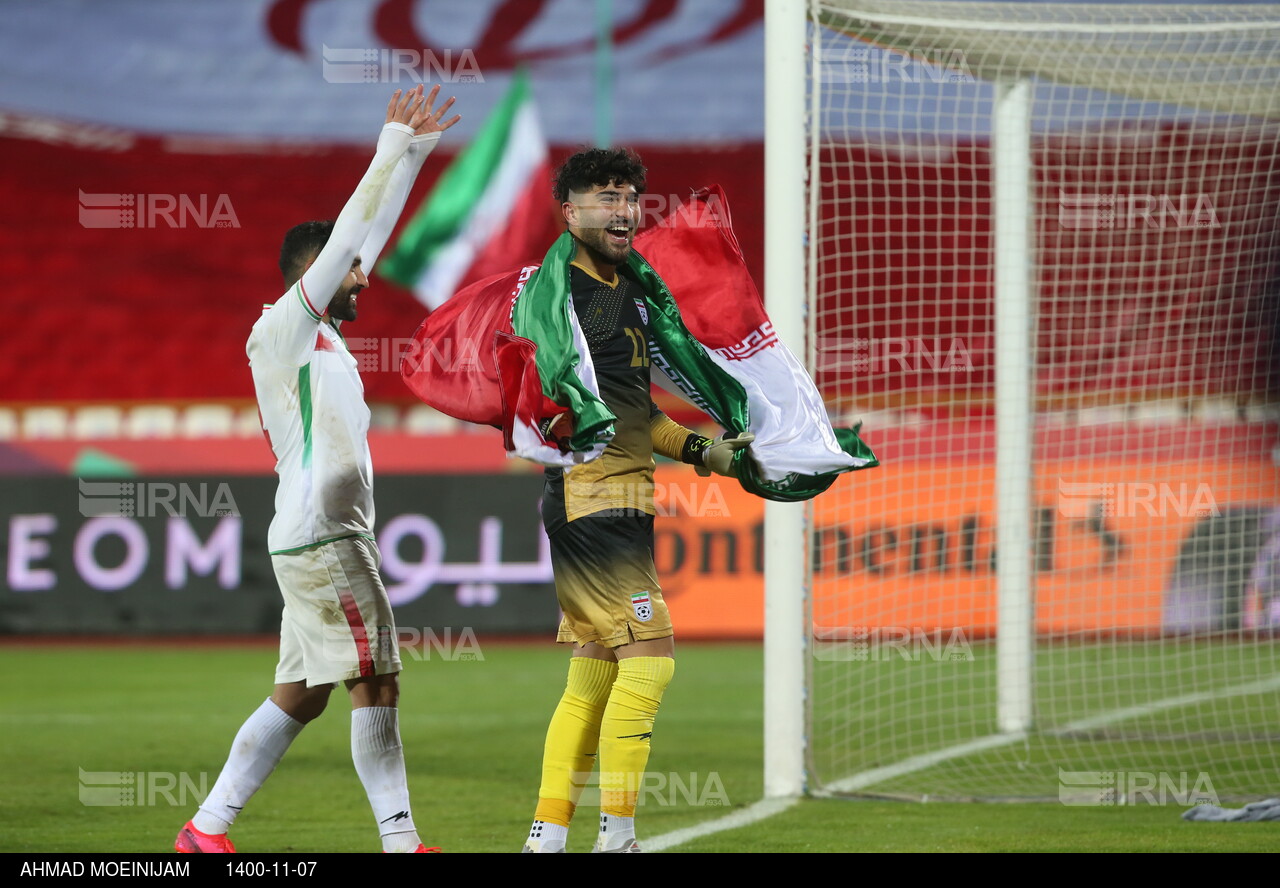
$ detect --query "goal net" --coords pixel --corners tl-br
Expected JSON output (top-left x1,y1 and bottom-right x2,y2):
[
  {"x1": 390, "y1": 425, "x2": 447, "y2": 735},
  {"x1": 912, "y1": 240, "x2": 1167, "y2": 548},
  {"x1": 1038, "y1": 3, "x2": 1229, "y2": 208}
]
[{"x1": 804, "y1": 1, "x2": 1280, "y2": 803}]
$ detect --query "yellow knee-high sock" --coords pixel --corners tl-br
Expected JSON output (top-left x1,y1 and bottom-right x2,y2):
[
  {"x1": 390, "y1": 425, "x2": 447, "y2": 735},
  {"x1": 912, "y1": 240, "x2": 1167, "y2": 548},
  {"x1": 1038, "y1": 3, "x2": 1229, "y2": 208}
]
[
  {"x1": 534, "y1": 657, "x2": 618, "y2": 827},
  {"x1": 598, "y1": 656, "x2": 676, "y2": 818}
]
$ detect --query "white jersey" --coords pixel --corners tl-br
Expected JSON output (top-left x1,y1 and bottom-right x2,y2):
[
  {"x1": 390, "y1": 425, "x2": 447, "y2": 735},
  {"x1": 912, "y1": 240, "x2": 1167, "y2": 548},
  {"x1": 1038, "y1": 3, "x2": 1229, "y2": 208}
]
[
  {"x1": 249, "y1": 290, "x2": 375, "y2": 554},
  {"x1": 248, "y1": 122, "x2": 438, "y2": 554}
]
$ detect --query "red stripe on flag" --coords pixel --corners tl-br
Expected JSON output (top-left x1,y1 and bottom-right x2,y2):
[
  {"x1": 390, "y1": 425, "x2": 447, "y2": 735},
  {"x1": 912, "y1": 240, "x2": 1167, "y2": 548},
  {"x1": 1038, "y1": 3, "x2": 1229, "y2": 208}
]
[
  {"x1": 633, "y1": 185, "x2": 767, "y2": 351},
  {"x1": 713, "y1": 321, "x2": 778, "y2": 361},
  {"x1": 496, "y1": 329, "x2": 566, "y2": 453},
  {"x1": 336, "y1": 585, "x2": 374, "y2": 677}
]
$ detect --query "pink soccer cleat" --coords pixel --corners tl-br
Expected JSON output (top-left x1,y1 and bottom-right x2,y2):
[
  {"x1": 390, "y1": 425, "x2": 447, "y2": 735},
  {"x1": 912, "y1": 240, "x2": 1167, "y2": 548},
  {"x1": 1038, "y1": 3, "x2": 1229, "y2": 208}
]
[{"x1": 174, "y1": 820, "x2": 236, "y2": 853}]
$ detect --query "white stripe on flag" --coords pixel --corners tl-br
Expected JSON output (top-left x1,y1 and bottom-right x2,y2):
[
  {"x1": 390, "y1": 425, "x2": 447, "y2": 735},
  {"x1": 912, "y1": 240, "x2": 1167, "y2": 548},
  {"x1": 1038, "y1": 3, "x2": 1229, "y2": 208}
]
[
  {"x1": 509, "y1": 306, "x2": 609, "y2": 467},
  {"x1": 704, "y1": 344, "x2": 866, "y2": 482},
  {"x1": 414, "y1": 101, "x2": 548, "y2": 310}
]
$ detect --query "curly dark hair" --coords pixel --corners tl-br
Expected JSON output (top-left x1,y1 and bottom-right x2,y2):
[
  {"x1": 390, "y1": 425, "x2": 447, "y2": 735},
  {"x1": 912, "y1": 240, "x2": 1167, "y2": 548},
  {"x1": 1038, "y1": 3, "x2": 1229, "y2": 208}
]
[
  {"x1": 278, "y1": 220, "x2": 335, "y2": 286},
  {"x1": 552, "y1": 147, "x2": 647, "y2": 203}
]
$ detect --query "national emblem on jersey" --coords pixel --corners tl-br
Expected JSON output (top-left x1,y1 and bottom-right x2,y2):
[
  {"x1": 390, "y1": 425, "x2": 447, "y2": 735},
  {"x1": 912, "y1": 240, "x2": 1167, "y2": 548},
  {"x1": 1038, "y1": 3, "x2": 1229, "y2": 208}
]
[
  {"x1": 631, "y1": 590, "x2": 653, "y2": 622},
  {"x1": 633, "y1": 298, "x2": 648, "y2": 324}
]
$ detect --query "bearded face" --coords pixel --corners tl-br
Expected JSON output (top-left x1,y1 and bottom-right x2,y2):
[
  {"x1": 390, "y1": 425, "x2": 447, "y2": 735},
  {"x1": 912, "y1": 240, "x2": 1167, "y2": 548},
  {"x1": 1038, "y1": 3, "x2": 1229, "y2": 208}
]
[{"x1": 564, "y1": 181, "x2": 640, "y2": 267}]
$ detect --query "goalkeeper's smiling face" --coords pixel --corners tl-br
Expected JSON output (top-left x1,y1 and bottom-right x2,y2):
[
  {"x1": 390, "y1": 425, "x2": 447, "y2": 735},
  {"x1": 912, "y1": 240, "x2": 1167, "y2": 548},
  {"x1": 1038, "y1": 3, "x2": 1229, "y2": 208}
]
[{"x1": 564, "y1": 181, "x2": 640, "y2": 268}]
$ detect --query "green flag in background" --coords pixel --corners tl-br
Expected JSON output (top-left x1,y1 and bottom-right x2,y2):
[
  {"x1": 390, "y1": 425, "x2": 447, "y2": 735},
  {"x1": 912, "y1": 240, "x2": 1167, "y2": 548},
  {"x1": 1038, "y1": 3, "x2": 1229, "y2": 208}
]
[{"x1": 380, "y1": 70, "x2": 558, "y2": 310}]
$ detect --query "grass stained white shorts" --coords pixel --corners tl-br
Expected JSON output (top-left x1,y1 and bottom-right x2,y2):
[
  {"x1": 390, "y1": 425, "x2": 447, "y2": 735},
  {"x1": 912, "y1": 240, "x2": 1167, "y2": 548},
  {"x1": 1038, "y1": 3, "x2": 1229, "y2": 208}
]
[{"x1": 271, "y1": 535, "x2": 401, "y2": 687}]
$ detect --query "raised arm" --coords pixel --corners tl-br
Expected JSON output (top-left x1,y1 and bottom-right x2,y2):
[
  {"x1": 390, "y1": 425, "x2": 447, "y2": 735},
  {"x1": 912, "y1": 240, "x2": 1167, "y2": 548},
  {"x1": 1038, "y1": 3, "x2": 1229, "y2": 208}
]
[
  {"x1": 361, "y1": 87, "x2": 460, "y2": 273},
  {"x1": 254, "y1": 86, "x2": 452, "y2": 365}
]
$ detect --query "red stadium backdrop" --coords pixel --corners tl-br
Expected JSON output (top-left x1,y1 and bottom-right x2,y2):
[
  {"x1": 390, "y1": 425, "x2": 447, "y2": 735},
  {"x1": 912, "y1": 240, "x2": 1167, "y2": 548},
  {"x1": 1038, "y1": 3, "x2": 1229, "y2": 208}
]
[
  {"x1": 0, "y1": 133, "x2": 763, "y2": 404},
  {"x1": 4, "y1": 128, "x2": 1275, "y2": 408}
]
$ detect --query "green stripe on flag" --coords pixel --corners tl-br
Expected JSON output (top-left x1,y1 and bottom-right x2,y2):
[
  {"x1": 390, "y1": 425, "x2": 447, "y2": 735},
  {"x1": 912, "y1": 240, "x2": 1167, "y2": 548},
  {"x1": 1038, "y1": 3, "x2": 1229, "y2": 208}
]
[
  {"x1": 511, "y1": 231, "x2": 751, "y2": 454},
  {"x1": 380, "y1": 70, "x2": 532, "y2": 287},
  {"x1": 511, "y1": 233, "x2": 618, "y2": 451}
]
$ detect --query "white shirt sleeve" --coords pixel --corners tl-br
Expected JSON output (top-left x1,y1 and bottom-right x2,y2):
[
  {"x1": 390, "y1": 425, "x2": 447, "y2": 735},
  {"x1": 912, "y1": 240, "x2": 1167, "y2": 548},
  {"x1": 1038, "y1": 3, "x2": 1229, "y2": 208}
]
[
  {"x1": 251, "y1": 122, "x2": 416, "y2": 367},
  {"x1": 360, "y1": 131, "x2": 440, "y2": 274}
]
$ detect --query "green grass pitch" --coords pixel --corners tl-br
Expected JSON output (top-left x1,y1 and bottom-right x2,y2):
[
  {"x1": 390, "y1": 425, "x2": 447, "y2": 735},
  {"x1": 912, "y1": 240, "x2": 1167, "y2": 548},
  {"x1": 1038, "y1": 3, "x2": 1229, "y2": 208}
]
[{"x1": 0, "y1": 641, "x2": 1272, "y2": 852}]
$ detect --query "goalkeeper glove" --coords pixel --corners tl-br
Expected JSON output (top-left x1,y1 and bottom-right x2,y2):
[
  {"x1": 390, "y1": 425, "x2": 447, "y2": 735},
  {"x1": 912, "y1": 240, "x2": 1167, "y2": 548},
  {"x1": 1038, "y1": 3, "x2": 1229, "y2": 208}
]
[
  {"x1": 695, "y1": 431, "x2": 755, "y2": 478},
  {"x1": 537, "y1": 412, "x2": 572, "y2": 452}
]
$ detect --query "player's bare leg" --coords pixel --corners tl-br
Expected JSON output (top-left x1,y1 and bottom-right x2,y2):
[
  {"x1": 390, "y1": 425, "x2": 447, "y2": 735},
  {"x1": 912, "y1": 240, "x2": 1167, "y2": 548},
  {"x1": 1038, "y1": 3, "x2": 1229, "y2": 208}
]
[
  {"x1": 272, "y1": 680, "x2": 336, "y2": 722},
  {"x1": 611, "y1": 636, "x2": 674, "y2": 660}
]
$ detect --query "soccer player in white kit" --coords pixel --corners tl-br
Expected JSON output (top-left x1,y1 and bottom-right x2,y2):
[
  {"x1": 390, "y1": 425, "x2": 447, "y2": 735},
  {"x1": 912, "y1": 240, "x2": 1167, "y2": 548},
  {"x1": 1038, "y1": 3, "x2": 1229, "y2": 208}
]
[{"x1": 175, "y1": 85, "x2": 460, "y2": 854}]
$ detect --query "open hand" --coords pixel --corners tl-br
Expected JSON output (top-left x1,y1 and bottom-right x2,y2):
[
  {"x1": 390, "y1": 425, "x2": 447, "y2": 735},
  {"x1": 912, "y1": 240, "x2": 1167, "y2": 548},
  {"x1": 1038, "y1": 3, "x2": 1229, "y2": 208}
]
[{"x1": 385, "y1": 84, "x2": 461, "y2": 136}]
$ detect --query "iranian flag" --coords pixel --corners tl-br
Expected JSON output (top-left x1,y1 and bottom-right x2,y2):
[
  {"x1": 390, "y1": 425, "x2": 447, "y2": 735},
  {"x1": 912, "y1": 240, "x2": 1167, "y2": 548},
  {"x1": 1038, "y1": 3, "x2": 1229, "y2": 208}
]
[
  {"x1": 380, "y1": 70, "x2": 557, "y2": 310},
  {"x1": 400, "y1": 186, "x2": 879, "y2": 503}
]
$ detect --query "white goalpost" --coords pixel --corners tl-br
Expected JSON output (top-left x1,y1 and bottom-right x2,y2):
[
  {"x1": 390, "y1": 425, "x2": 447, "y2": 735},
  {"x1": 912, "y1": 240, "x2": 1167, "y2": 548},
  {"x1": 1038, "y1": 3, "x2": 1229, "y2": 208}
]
[
  {"x1": 766, "y1": 0, "x2": 1280, "y2": 803},
  {"x1": 991, "y1": 75, "x2": 1035, "y2": 738},
  {"x1": 763, "y1": 0, "x2": 810, "y2": 800}
]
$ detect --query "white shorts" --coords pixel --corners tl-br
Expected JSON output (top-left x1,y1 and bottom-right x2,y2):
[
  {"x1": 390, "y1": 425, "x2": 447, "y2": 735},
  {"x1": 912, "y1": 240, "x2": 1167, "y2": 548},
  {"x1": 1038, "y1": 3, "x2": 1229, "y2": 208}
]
[{"x1": 272, "y1": 535, "x2": 402, "y2": 687}]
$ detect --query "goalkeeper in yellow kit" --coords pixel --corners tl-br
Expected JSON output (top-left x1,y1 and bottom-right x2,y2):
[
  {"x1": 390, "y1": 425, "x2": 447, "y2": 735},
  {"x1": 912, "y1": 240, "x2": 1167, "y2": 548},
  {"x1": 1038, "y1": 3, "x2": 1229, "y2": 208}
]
[{"x1": 521, "y1": 148, "x2": 753, "y2": 853}]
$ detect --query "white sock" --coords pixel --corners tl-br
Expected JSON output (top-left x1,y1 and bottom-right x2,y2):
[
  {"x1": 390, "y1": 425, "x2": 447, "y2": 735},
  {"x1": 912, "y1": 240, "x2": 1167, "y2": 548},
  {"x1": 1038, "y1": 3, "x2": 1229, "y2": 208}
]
[
  {"x1": 193, "y1": 699, "x2": 303, "y2": 834},
  {"x1": 351, "y1": 706, "x2": 421, "y2": 853},
  {"x1": 596, "y1": 812, "x2": 636, "y2": 850},
  {"x1": 526, "y1": 820, "x2": 569, "y2": 851}
]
